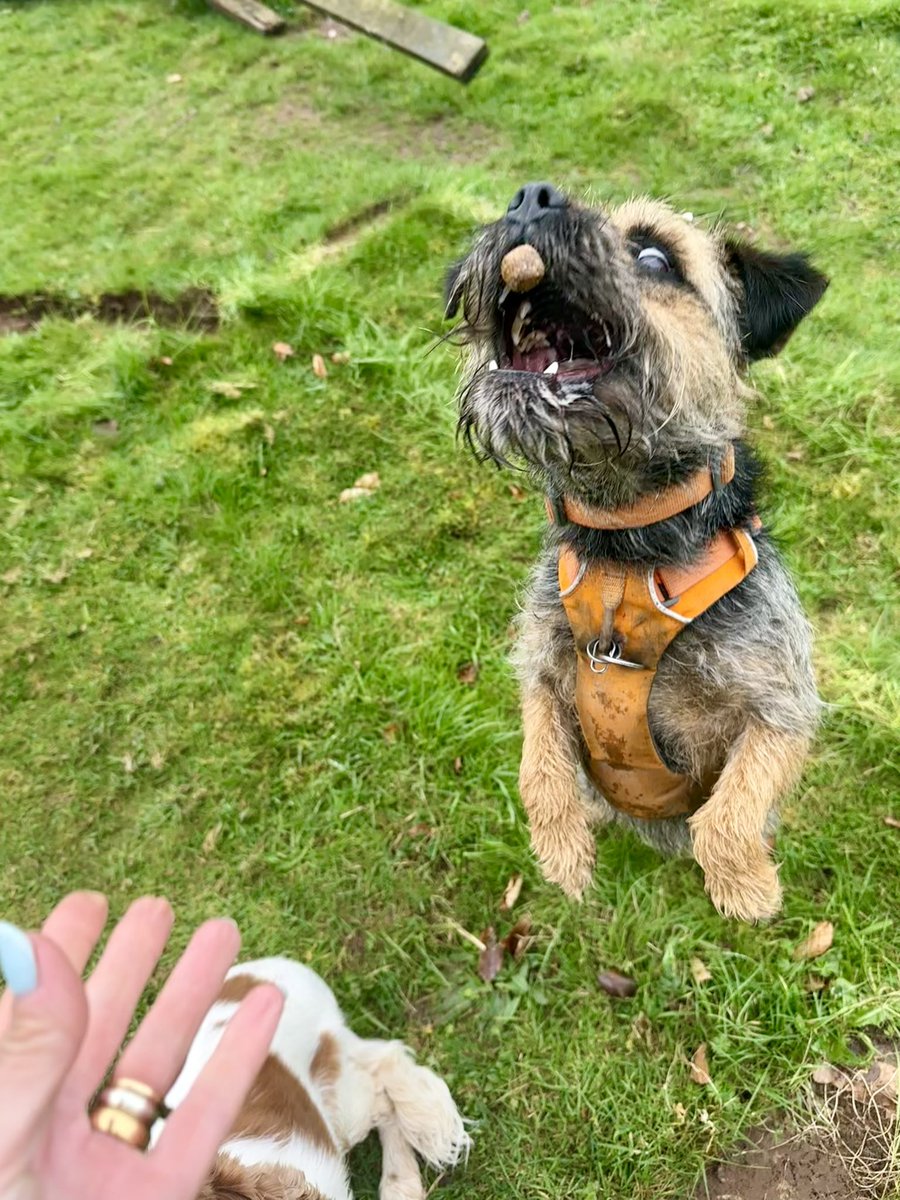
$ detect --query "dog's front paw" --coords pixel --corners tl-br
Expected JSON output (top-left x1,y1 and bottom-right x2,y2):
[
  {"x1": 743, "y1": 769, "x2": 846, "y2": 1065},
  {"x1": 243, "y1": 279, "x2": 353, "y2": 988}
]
[
  {"x1": 690, "y1": 819, "x2": 782, "y2": 922},
  {"x1": 531, "y1": 822, "x2": 596, "y2": 901}
]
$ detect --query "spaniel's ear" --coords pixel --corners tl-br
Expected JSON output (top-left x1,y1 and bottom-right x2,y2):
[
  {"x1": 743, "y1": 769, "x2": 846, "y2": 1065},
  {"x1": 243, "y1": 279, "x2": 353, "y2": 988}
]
[
  {"x1": 444, "y1": 260, "x2": 466, "y2": 319},
  {"x1": 725, "y1": 242, "x2": 828, "y2": 359}
]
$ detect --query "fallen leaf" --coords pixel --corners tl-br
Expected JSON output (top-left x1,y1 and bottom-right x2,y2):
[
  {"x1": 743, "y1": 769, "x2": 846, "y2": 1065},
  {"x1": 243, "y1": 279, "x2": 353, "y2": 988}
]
[
  {"x1": 508, "y1": 484, "x2": 527, "y2": 501},
  {"x1": 272, "y1": 341, "x2": 294, "y2": 362},
  {"x1": 1, "y1": 567, "x2": 22, "y2": 585},
  {"x1": 501, "y1": 915, "x2": 532, "y2": 960},
  {"x1": 92, "y1": 418, "x2": 119, "y2": 437},
  {"x1": 690, "y1": 957, "x2": 712, "y2": 985},
  {"x1": 353, "y1": 471, "x2": 380, "y2": 491},
  {"x1": 382, "y1": 722, "x2": 401, "y2": 743},
  {"x1": 208, "y1": 380, "x2": 256, "y2": 399},
  {"x1": 793, "y1": 920, "x2": 834, "y2": 961},
  {"x1": 312, "y1": 353, "x2": 328, "y2": 378},
  {"x1": 122, "y1": 753, "x2": 136, "y2": 774},
  {"x1": 786, "y1": 447, "x2": 805, "y2": 461},
  {"x1": 75, "y1": 547, "x2": 93, "y2": 560},
  {"x1": 42, "y1": 566, "x2": 68, "y2": 585},
  {"x1": 406, "y1": 822, "x2": 434, "y2": 839},
  {"x1": 202, "y1": 822, "x2": 223, "y2": 855},
  {"x1": 457, "y1": 661, "x2": 479, "y2": 685},
  {"x1": 149, "y1": 750, "x2": 165, "y2": 770},
  {"x1": 478, "y1": 927, "x2": 505, "y2": 983},
  {"x1": 813, "y1": 1058, "x2": 898, "y2": 1110},
  {"x1": 452, "y1": 755, "x2": 463, "y2": 775},
  {"x1": 159, "y1": 355, "x2": 173, "y2": 366},
  {"x1": 762, "y1": 415, "x2": 775, "y2": 430},
  {"x1": 166, "y1": 72, "x2": 182, "y2": 84},
  {"x1": 804, "y1": 975, "x2": 828, "y2": 993},
  {"x1": 597, "y1": 969, "x2": 638, "y2": 998},
  {"x1": 500, "y1": 873, "x2": 523, "y2": 912},
  {"x1": 760, "y1": 121, "x2": 775, "y2": 137},
  {"x1": 883, "y1": 816, "x2": 900, "y2": 830},
  {"x1": 690, "y1": 1043, "x2": 712, "y2": 1085},
  {"x1": 331, "y1": 351, "x2": 351, "y2": 365},
  {"x1": 673, "y1": 1102, "x2": 686, "y2": 1124},
  {"x1": 339, "y1": 486, "x2": 376, "y2": 503},
  {"x1": 796, "y1": 85, "x2": 816, "y2": 103}
]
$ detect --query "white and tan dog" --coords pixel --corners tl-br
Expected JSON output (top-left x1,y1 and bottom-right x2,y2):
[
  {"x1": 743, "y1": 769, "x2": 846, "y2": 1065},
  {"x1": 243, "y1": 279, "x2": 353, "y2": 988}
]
[{"x1": 163, "y1": 958, "x2": 470, "y2": 1200}]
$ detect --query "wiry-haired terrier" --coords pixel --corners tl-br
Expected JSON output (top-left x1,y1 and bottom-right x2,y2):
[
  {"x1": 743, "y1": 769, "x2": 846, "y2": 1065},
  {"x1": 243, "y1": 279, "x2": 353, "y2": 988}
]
[{"x1": 446, "y1": 184, "x2": 827, "y2": 922}]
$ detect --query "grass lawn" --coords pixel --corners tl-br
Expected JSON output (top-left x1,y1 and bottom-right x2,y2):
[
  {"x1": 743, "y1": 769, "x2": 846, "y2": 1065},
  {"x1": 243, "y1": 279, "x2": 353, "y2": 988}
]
[{"x1": 1, "y1": 1, "x2": 898, "y2": 1196}]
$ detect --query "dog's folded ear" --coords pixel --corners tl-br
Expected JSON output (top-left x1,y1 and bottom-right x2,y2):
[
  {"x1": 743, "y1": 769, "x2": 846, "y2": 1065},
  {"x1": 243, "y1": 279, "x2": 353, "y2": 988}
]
[
  {"x1": 725, "y1": 242, "x2": 829, "y2": 360},
  {"x1": 444, "y1": 260, "x2": 466, "y2": 319}
]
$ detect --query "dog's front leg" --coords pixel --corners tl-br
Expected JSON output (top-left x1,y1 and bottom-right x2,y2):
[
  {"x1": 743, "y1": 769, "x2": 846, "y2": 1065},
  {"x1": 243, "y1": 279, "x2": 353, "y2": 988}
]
[
  {"x1": 520, "y1": 682, "x2": 596, "y2": 900},
  {"x1": 377, "y1": 1118, "x2": 425, "y2": 1200},
  {"x1": 689, "y1": 721, "x2": 808, "y2": 922}
]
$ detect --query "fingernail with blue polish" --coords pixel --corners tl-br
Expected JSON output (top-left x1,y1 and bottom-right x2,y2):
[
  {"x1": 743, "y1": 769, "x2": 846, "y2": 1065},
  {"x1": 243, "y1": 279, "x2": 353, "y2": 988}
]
[{"x1": 0, "y1": 922, "x2": 38, "y2": 996}]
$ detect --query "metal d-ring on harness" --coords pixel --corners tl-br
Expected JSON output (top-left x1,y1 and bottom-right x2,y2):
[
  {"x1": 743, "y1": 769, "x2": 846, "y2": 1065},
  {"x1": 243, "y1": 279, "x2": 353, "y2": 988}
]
[{"x1": 586, "y1": 638, "x2": 645, "y2": 674}]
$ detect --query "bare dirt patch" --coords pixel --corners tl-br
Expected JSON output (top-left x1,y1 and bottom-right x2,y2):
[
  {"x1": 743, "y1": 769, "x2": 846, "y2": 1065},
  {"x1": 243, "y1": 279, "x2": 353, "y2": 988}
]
[
  {"x1": 701, "y1": 1046, "x2": 898, "y2": 1199},
  {"x1": 0, "y1": 287, "x2": 219, "y2": 335}
]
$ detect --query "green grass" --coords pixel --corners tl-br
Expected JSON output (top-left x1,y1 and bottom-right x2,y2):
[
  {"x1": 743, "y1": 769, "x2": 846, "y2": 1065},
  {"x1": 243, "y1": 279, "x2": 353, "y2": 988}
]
[{"x1": 1, "y1": 2, "x2": 898, "y2": 1197}]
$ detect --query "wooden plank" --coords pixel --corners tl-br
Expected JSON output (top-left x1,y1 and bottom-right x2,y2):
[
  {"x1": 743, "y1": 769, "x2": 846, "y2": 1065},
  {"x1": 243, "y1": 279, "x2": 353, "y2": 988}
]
[
  {"x1": 299, "y1": 0, "x2": 488, "y2": 82},
  {"x1": 206, "y1": 0, "x2": 287, "y2": 35}
]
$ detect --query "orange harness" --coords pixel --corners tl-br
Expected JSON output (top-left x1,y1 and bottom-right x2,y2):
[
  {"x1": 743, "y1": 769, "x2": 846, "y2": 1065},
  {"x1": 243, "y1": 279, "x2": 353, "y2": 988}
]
[{"x1": 549, "y1": 449, "x2": 760, "y2": 820}]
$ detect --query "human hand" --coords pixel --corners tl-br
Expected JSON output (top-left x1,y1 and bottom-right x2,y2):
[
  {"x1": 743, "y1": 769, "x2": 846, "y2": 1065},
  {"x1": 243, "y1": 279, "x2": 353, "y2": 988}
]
[{"x1": 0, "y1": 892, "x2": 283, "y2": 1200}]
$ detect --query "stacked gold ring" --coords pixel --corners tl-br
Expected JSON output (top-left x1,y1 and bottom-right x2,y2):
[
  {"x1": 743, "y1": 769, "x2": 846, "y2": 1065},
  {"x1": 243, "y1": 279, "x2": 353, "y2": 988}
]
[{"x1": 90, "y1": 1077, "x2": 166, "y2": 1150}]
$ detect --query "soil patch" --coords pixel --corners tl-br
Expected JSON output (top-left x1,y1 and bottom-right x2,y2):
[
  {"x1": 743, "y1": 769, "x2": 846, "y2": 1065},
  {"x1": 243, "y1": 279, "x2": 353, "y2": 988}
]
[
  {"x1": 0, "y1": 287, "x2": 219, "y2": 335},
  {"x1": 702, "y1": 1127, "x2": 864, "y2": 1200}
]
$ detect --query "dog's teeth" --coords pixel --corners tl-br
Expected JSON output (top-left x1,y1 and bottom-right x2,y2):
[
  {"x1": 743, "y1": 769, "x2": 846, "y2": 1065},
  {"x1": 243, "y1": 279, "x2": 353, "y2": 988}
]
[
  {"x1": 544, "y1": 361, "x2": 559, "y2": 375},
  {"x1": 518, "y1": 300, "x2": 532, "y2": 319},
  {"x1": 601, "y1": 321, "x2": 612, "y2": 352},
  {"x1": 510, "y1": 300, "x2": 533, "y2": 348},
  {"x1": 498, "y1": 286, "x2": 510, "y2": 307},
  {"x1": 488, "y1": 359, "x2": 498, "y2": 371}
]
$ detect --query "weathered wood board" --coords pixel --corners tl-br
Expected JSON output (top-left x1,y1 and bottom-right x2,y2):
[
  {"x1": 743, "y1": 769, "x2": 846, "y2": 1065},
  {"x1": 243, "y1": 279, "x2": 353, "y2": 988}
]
[
  {"x1": 299, "y1": 0, "x2": 488, "y2": 82},
  {"x1": 207, "y1": 0, "x2": 287, "y2": 35}
]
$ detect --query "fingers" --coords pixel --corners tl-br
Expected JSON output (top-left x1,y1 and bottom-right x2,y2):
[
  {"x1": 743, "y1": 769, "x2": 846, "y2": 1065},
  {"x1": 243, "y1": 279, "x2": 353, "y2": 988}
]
[
  {"x1": 151, "y1": 984, "x2": 283, "y2": 1199},
  {"x1": 62, "y1": 897, "x2": 174, "y2": 1105},
  {"x1": 0, "y1": 933, "x2": 88, "y2": 1167},
  {"x1": 113, "y1": 918, "x2": 241, "y2": 1098},
  {"x1": 0, "y1": 892, "x2": 108, "y2": 1039},
  {"x1": 42, "y1": 892, "x2": 109, "y2": 974}
]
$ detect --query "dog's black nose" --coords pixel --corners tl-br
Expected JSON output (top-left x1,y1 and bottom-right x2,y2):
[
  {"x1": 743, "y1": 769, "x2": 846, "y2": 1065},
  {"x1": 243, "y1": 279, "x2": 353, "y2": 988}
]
[{"x1": 506, "y1": 181, "x2": 567, "y2": 227}]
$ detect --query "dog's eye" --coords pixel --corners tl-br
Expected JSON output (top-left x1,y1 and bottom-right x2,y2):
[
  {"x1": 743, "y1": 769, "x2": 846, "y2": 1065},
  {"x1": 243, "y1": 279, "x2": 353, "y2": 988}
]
[{"x1": 637, "y1": 246, "x2": 671, "y2": 273}]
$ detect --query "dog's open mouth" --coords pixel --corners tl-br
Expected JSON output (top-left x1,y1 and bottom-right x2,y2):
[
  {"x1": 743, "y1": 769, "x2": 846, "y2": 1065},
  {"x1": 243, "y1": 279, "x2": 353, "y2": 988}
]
[{"x1": 488, "y1": 287, "x2": 617, "y2": 384}]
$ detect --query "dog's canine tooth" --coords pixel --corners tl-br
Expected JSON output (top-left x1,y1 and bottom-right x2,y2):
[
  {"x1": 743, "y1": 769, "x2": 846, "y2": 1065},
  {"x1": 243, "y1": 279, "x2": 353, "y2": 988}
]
[
  {"x1": 498, "y1": 286, "x2": 510, "y2": 307},
  {"x1": 511, "y1": 300, "x2": 533, "y2": 348},
  {"x1": 488, "y1": 359, "x2": 498, "y2": 371},
  {"x1": 544, "y1": 361, "x2": 559, "y2": 375}
]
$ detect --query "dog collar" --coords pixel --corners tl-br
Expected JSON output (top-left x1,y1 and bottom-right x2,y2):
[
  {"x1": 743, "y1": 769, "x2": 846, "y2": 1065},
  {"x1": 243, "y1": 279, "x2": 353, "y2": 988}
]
[{"x1": 545, "y1": 445, "x2": 736, "y2": 530}]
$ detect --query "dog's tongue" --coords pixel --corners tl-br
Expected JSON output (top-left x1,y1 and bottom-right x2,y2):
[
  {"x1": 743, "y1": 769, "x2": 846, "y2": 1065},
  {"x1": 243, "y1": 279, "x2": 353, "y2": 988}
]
[{"x1": 511, "y1": 345, "x2": 555, "y2": 372}]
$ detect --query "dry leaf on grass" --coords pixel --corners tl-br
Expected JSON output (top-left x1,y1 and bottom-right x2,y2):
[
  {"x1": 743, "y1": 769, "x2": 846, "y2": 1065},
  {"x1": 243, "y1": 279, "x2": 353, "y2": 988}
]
[
  {"x1": 2, "y1": 567, "x2": 23, "y2": 585},
  {"x1": 690, "y1": 1043, "x2": 712, "y2": 1085},
  {"x1": 331, "y1": 351, "x2": 351, "y2": 365},
  {"x1": 478, "y1": 927, "x2": 504, "y2": 983},
  {"x1": 42, "y1": 566, "x2": 68, "y2": 585},
  {"x1": 209, "y1": 380, "x2": 256, "y2": 399},
  {"x1": 353, "y1": 471, "x2": 380, "y2": 491},
  {"x1": 452, "y1": 755, "x2": 463, "y2": 775},
  {"x1": 500, "y1": 873, "x2": 523, "y2": 912},
  {"x1": 883, "y1": 816, "x2": 900, "y2": 830},
  {"x1": 598, "y1": 970, "x2": 638, "y2": 998},
  {"x1": 122, "y1": 753, "x2": 136, "y2": 774},
  {"x1": 202, "y1": 823, "x2": 223, "y2": 855},
  {"x1": 813, "y1": 1058, "x2": 898, "y2": 1110},
  {"x1": 166, "y1": 72, "x2": 182, "y2": 84},
  {"x1": 508, "y1": 484, "x2": 526, "y2": 501},
  {"x1": 272, "y1": 342, "x2": 294, "y2": 362},
  {"x1": 382, "y1": 722, "x2": 401, "y2": 743},
  {"x1": 92, "y1": 418, "x2": 119, "y2": 437},
  {"x1": 793, "y1": 920, "x2": 834, "y2": 961},
  {"x1": 796, "y1": 85, "x2": 816, "y2": 103},
  {"x1": 149, "y1": 750, "x2": 165, "y2": 770},
  {"x1": 312, "y1": 353, "x2": 328, "y2": 378},
  {"x1": 690, "y1": 957, "x2": 712, "y2": 985},
  {"x1": 159, "y1": 356, "x2": 173, "y2": 366},
  {"x1": 339, "y1": 486, "x2": 375, "y2": 503},
  {"x1": 75, "y1": 547, "x2": 93, "y2": 560},
  {"x1": 501, "y1": 915, "x2": 532, "y2": 960},
  {"x1": 457, "y1": 661, "x2": 479, "y2": 685}
]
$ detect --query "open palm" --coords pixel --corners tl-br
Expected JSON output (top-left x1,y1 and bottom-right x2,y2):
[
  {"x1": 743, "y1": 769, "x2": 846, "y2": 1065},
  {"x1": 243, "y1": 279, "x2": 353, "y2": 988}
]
[{"x1": 0, "y1": 892, "x2": 283, "y2": 1200}]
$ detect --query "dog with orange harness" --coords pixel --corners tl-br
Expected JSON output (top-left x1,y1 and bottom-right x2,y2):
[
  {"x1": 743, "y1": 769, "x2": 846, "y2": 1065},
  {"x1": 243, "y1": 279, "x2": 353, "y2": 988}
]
[{"x1": 446, "y1": 185, "x2": 827, "y2": 922}]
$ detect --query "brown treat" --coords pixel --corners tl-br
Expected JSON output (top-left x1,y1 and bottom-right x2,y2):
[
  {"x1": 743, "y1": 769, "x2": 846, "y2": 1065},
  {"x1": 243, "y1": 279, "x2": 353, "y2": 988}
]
[{"x1": 500, "y1": 244, "x2": 545, "y2": 292}]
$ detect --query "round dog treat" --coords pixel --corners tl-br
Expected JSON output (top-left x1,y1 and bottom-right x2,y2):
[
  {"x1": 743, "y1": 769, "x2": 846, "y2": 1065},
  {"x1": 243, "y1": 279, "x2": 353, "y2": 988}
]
[{"x1": 500, "y1": 244, "x2": 545, "y2": 292}]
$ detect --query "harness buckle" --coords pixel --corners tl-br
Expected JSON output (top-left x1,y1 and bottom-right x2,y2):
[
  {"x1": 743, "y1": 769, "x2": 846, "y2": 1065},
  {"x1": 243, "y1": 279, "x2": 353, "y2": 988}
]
[{"x1": 586, "y1": 638, "x2": 645, "y2": 674}]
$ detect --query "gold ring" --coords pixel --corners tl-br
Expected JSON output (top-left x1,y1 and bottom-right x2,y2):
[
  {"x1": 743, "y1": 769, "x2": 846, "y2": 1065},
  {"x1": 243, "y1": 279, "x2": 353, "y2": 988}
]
[{"x1": 90, "y1": 1077, "x2": 166, "y2": 1150}]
